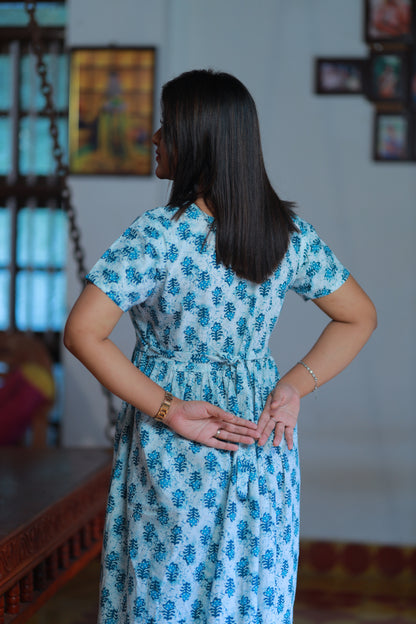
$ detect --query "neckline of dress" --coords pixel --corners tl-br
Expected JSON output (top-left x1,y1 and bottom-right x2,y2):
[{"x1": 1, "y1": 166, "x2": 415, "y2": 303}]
[{"x1": 190, "y1": 203, "x2": 215, "y2": 223}]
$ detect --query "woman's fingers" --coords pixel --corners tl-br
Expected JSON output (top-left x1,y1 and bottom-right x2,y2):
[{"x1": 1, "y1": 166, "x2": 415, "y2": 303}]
[
  {"x1": 210, "y1": 439, "x2": 240, "y2": 451},
  {"x1": 216, "y1": 429, "x2": 258, "y2": 445},
  {"x1": 216, "y1": 408, "x2": 258, "y2": 431},
  {"x1": 284, "y1": 426, "x2": 294, "y2": 450}
]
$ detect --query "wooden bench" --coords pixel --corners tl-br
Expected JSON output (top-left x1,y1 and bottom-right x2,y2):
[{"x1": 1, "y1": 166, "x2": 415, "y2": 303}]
[{"x1": 0, "y1": 448, "x2": 112, "y2": 623}]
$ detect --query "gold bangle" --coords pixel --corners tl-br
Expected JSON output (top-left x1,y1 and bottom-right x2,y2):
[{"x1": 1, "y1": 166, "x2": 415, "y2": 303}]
[{"x1": 154, "y1": 391, "x2": 173, "y2": 421}]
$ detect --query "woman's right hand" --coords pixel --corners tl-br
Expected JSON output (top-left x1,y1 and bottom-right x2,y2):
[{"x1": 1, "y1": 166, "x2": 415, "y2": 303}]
[
  {"x1": 163, "y1": 398, "x2": 260, "y2": 451},
  {"x1": 256, "y1": 382, "x2": 300, "y2": 449}
]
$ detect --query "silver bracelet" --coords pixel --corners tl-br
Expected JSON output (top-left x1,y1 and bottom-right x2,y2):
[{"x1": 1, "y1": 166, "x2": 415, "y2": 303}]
[{"x1": 298, "y1": 360, "x2": 318, "y2": 392}]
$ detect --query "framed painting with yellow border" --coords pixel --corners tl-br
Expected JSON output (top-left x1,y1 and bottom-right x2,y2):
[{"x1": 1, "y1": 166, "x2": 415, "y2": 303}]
[{"x1": 69, "y1": 47, "x2": 156, "y2": 175}]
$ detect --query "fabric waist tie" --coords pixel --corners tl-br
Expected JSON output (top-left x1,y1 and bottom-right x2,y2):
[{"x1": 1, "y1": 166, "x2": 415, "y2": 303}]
[{"x1": 134, "y1": 345, "x2": 275, "y2": 501}]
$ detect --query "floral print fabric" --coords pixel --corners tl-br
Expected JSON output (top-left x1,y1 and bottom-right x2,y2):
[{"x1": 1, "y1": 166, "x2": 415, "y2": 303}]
[{"x1": 86, "y1": 204, "x2": 349, "y2": 624}]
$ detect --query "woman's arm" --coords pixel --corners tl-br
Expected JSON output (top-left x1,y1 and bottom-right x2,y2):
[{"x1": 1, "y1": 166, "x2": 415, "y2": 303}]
[
  {"x1": 64, "y1": 283, "x2": 258, "y2": 450},
  {"x1": 257, "y1": 275, "x2": 377, "y2": 447}
]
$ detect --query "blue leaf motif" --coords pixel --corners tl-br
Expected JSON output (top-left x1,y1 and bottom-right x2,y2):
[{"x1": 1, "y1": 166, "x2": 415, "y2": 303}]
[
  {"x1": 204, "y1": 452, "x2": 219, "y2": 473},
  {"x1": 182, "y1": 544, "x2": 196, "y2": 565},
  {"x1": 225, "y1": 539, "x2": 235, "y2": 560},
  {"x1": 154, "y1": 542, "x2": 166, "y2": 562},
  {"x1": 225, "y1": 577, "x2": 235, "y2": 597},
  {"x1": 194, "y1": 562, "x2": 205, "y2": 582},
  {"x1": 162, "y1": 600, "x2": 176, "y2": 621},
  {"x1": 238, "y1": 595, "x2": 251, "y2": 616},
  {"x1": 167, "y1": 277, "x2": 180, "y2": 295},
  {"x1": 171, "y1": 489, "x2": 186, "y2": 508},
  {"x1": 197, "y1": 270, "x2": 210, "y2": 291},
  {"x1": 129, "y1": 538, "x2": 138, "y2": 559},
  {"x1": 136, "y1": 559, "x2": 150, "y2": 579},
  {"x1": 197, "y1": 306, "x2": 210, "y2": 327},
  {"x1": 104, "y1": 550, "x2": 119, "y2": 571},
  {"x1": 166, "y1": 562, "x2": 179, "y2": 582},
  {"x1": 263, "y1": 586, "x2": 275, "y2": 607},
  {"x1": 224, "y1": 301, "x2": 236, "y2": 320},
  {"x1": 200, "y1": 525, "x2": 211, "y2": 545},
  {"x1": 143, "y1": 522, "x2": 156, "y2": 543},
  {"x1": 158, "y1": 468, "x2": 171, "y2": 489},
  {"x1": 178, "y1": 222, "x2": 191, "y2": 240},
  {"x1": 211, "y1": 286, "x2": 223, "y2": 306},
  {"x1": 164, "y1": 243, "x2": 178, "y2": 263},
  {"x1": 180, "y1": 581, "x2": 191, "y2": 601},
  {"x1": 102, "y1": 268, "x2": 119, "y2": 284},
  {"x1": 181, "y1": 256, "x2": 194, "y2": 276},
  {"x1": 170, "y1": 524, "x2": 183, "y2": 545},
  {"x1": 226, "y1": 502, "x2": 237, "y2": 521},
  {"x1": 210, "y1": 597, "x2": 223, "y2": 617},
  {"x1": 189, "y1": 471, "x2": 202, "y2": 491},
  {"x1": 235, "y1": 282, "x2": 247, "y2": 301},
  {"x1": 261, "y1": 549, "x2": 274, "y2": 570},
  {"x1": 203, "y1": 488, "x2": 217, "y2": 509},
  {"x1": 210, "y1": 321, "x2": 223, "y2": 341},
  {"x1": 174, "y1": 453, "x2": 187, "y2": 472},
  {"x1": 112, "y1": 514, "x2": 126, "y2": 537},
  {"x1": 187, "y1": 507, "x2": 200, "y2": 527},
  {"x1": 260, "y1": 512, "x2": 273, "y2": 533},
  {"x1": 157, "y1": 505, "x2": 169, "y2": 525},
  {"x1": 150, "y1": 578, "x2": 161, "y2": 600},
  {"x1": 191, "y1": 599, "x2": 203, "y2": 620},
  {"x1": 237, "y1": 520, "x2": 249, "y2": 541}
]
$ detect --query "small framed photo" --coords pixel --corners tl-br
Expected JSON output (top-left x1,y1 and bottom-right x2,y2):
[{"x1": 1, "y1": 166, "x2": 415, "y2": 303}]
[
  {"x1": 364, "y1": 0, "x2": 414, "y2": 44},
  {"x1": 369, "y1": 52, "x2": 408, "y2": 102},
  {"x1": 315, "y1": 58, "x2": 367, "y2": 95},
  {"x1": 373, "y1": 112, "x2": 411, "y2": 160},
  {"x1": 69, "y1": 47, "x2": 156, "y2": 175}
]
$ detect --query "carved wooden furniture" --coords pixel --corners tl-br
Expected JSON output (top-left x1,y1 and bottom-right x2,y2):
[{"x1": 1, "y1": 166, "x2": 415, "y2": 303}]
[{"x1": 0, "y1": 448, "x2": 112, "y2": 623}]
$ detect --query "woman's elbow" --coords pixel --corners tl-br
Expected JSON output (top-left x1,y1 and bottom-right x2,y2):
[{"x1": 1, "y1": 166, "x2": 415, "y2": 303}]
[
  {"x1": 63, "y1": 320, "x2": 78, "y2": 354},
  {"x1": 364, "y1": 298, "x2": 378, "y2": 335}
]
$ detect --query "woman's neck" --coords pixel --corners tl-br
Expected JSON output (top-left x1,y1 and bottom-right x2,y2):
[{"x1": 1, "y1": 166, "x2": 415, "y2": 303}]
[{"x1": 195, "y1": 197, "x2": 214, "y2": 217}]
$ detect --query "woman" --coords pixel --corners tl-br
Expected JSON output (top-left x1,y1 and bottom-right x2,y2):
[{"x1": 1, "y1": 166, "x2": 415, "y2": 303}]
[{"x1": 64, "y1": 70, "x2": 376, "y2": 624}]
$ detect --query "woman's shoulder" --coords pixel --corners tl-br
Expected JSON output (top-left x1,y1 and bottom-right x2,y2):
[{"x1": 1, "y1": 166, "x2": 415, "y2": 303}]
[{"x1": 128, "y1": 205, "x2": 178, "y2": 233}]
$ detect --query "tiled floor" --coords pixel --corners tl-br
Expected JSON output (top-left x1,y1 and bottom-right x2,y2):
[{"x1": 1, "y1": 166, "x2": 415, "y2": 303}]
[{"x1": 29, "y1": 541, "x2": 416, "y2": 624}]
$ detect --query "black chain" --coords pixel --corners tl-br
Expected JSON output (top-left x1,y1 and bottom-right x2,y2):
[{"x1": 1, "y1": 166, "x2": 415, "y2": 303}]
[{"x1": 24, "y1": 0, "x2": 118, "y2": 437}]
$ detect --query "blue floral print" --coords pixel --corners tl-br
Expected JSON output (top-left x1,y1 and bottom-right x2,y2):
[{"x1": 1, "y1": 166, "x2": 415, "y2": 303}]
[{"x1": 86, "y1": 204, "x2": 349, "y2": 624}]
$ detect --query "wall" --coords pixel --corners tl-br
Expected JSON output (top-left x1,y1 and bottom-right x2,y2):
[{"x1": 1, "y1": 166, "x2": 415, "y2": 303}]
[{"x1": 64, "y1": 0, "x2": 416, "y2": 545}]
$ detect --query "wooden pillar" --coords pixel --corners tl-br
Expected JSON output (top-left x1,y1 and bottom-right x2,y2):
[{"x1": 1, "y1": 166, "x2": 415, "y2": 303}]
[
  {"x1": 5, "y1": 583, "x2": 20, "y2": 615},
  {"x1": 20, "y1": 571, "x2": 34, "y2": 602}
]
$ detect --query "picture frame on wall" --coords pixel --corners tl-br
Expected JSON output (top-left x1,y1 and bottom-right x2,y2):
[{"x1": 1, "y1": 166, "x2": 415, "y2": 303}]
[
  {"x1": 369, "y1": 51, "x2": 408, "y2": 102},
  {"x1": 364, "y1": 0, "x2": 414, "y2": 44},
  {"x1": 315, "y1": 58, "x2": 367, "y2": 94},
  {"x1": 69, "y1": 47, "x2": 156, "y2": 175},
  {"x1": 373, "y1": 112, "x2": 411, "y2": 160}
]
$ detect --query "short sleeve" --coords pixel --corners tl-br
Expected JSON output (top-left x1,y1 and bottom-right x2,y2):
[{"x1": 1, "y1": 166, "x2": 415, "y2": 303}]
[
  {"x1": 290, "y1": 217, "x2": 350, "y2": 300},
  {"x1": 86, "y1": 211, "x2": 166, "y2": 312}
]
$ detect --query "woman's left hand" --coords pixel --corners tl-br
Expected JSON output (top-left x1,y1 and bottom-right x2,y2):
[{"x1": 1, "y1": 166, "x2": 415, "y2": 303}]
[
  {"x1": 163, "y1": 398, "x2": 260, "y2": 451},
  {"x1": 256, "y1": 382, "x2": 300, "y2": 448}
]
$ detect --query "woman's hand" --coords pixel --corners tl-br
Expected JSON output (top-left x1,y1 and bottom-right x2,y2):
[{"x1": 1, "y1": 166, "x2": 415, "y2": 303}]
[
  {"x1": 163, "y1": 398, "x2": 260, "y2": 451},
  {"x1": 256, "y1": 383, "x2": 300, "y2": 449}
]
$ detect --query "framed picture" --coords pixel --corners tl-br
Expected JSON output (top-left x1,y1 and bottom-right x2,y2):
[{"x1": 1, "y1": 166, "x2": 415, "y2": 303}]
[
  {"x1": 69, "y1": 47, "x2": 156, "y2": 175},
  {"x1": 373, "y1": 112, "x2": 411, "y2": 160},
  {"x1": 364, "y1": 0, "x2": 414, "y2": 44},
  {"x1": 369, "y1": 52, "x2": 408, "y2": 102},
  {"x1": 315, "y1": 58, "x2": 367, "y2": 94}
]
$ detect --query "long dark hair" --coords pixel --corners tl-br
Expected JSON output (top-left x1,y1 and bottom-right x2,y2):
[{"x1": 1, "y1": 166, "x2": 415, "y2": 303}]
[{"x1": 161, "y1": 69, "x2": 297, "y2": 283}]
